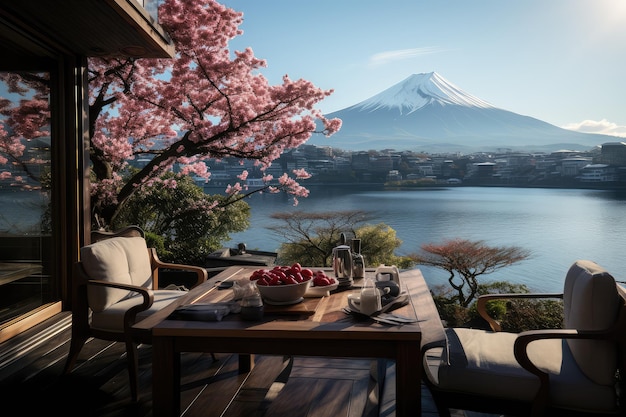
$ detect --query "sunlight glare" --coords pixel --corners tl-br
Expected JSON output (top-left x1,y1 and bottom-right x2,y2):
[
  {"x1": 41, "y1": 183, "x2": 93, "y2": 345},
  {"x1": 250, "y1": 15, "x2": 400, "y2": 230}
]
[{"x1": 597, "y1": 0, "x2": 626, "y2": 26}]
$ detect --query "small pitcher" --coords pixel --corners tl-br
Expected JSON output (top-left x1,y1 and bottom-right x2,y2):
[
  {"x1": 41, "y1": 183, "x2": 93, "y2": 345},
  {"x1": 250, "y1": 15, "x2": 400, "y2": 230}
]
[{"x1": 332, "y1": 245, "x2": 353, "y2": 279}]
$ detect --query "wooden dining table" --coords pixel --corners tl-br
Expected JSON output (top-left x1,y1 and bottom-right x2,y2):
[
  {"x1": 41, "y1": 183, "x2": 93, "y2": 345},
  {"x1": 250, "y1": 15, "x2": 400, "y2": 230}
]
[{"x1": 134, "y1": 266, "x2": 445, "y2": 417}]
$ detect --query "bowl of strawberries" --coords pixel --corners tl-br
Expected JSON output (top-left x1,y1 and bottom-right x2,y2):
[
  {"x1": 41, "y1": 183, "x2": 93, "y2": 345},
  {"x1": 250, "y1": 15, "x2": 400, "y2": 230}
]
[
  {"x1": 249, "y1": 263, "x2": 313, "y2": 305},
  {"x1": 249, "y1": 264, "x2": 338, "y2": 304}
]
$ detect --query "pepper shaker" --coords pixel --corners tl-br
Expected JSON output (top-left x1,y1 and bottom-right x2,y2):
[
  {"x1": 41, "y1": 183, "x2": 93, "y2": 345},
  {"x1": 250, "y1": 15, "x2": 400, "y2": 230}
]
[{"x1": 351, "y1": 238, "x2": 365, "y2": 279}]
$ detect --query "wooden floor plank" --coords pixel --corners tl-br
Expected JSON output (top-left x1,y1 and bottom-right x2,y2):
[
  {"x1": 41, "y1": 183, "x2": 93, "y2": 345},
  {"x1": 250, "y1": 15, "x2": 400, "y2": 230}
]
[
  {"x1": 182, "y1": 353, "x2": 251, "y2": 417},
  {"x1": 268, "y1": 377, "x2": 353, "y2": 417},
  {"x1": 0, "y1": 312, "x2": 465, "y2": 417},
  {"x1": 217, "y1": 355, "x2": 293, "y2": 417}
]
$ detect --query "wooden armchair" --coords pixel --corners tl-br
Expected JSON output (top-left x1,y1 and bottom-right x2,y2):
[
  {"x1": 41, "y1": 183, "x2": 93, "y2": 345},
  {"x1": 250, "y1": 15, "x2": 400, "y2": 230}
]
[
  {"x1": 63, "y1": 226, "x2": 212, "y2": 401},
  {"x1": 422, "y1": 260, "x2": 626, "y2": 417}
]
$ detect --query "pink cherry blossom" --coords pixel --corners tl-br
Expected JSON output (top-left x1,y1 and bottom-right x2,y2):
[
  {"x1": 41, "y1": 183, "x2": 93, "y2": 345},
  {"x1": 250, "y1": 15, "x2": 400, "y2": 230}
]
[
  {"x1": 0, "y1": 0, "x2": 341, "y2": 227},
  {"x1": 0, "y1": 72, "x2": 50, "y2": 183}
]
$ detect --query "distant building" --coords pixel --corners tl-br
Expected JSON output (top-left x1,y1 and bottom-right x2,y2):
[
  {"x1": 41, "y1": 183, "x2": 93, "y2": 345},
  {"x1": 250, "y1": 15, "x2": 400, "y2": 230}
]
[
  {"x1": 600, "y1": 142, "x2": 626, "y2": 166},
  {"x1": 561, "y1": 157, "x2": 592, "y2": 177},
  {"x1": 386, "y1": 170, "x2": 402, "y2": 181},
  {"x1": 579, "y1": 164, "x2": 617, "y2": 182},
  {"x1": 370, "y1": 155, "x2": 394, "y2": 172},
  {"x1": 469, "y1": 162, "x2": 497, "y2": 179},
  {"x1": 351, "y1": 152, "x2": 371, "y2": 171}
]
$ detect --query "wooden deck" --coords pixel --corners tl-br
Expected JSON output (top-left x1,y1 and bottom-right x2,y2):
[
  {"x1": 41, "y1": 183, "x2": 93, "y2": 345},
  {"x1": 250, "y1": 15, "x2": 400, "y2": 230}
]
[{"x1": 0, "y1": 312, "x2": 480, "y2": 417}]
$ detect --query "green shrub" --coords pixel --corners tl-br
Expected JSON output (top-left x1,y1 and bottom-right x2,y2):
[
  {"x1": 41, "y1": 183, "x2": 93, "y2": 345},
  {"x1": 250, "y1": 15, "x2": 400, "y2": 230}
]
[{"x1": 432, "y1": 281, "x2": 564, "y2": 331}]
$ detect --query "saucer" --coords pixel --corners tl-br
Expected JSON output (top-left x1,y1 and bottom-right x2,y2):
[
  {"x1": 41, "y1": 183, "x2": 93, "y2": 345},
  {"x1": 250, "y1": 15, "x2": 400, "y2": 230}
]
[
  {"x1": 346, "y1": 303, "x2": 380, "y2": 317},
  {"x1": 347, "y1": 292, "x2": 410, "y2": 316},
  {"x1": 263, "y1": 297, "x2": 304, "y2": 306}
]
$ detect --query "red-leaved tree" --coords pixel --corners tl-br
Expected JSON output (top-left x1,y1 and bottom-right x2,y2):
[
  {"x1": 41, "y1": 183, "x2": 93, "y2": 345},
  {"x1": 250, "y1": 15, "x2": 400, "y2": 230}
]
[{"x1": 411, "y1": 239, "x2": 531, "y2": 307}]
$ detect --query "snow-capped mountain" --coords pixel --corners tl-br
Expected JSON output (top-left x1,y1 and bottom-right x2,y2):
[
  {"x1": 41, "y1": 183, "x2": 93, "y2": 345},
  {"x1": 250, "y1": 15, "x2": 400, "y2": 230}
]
[
  {"x1": 310, "y1": 72, "x2": 614, "y2": 152},
  {"x1": 356, "y1": 72, "x2": 493, "y2": 113}
]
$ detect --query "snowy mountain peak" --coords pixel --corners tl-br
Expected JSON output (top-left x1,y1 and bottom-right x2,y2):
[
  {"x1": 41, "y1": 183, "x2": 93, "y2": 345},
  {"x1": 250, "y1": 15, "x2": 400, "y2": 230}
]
[
  {"x1": 313, "y1": 71, "x2": 612, "y2": 152},
  {"x1": 353, "y1": 72, "x2": 494, "y2": 114}
]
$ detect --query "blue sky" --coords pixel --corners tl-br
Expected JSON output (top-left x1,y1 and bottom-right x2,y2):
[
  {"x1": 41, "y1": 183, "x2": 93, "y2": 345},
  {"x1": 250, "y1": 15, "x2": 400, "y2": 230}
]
[{"x1": 220, "y1": 0, "x2": 626, "y2": 137}]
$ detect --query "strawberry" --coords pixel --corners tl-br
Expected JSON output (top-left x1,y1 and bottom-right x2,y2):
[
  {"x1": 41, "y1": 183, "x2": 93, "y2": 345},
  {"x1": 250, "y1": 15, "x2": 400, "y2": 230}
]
[
  {"x1": 313, "y1": 276, "x2": 331, "y2": 286},
  {"x1": 290, "y1": 262, "x2": 302, "y2": 273}
]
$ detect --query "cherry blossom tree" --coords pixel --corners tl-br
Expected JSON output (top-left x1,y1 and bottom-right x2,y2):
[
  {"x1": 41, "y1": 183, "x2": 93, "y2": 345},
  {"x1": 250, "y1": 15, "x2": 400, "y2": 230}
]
[
  {"x1": 87, "y1": 0, "x2": 340, "y2": 227},
  {"x1": 0, "y1": 0, "x2": 340, "y2": 230},
  {"x1": 0, "y1": 72, "x2": 50, "y2": 187}
]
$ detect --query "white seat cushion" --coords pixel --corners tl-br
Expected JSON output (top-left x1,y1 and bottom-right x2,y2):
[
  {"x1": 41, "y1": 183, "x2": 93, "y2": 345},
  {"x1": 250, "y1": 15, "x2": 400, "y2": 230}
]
[
  {"x1": 563, "y1": 260, "x2": 620, "y2": 386},
  {"x1": 81, "y1": 236, "x2": 153, "y2": 312},
  {"x1": 435, "y1": 327, "x2": 617, "y2": 412},
  {"x1": 91, "y1": 290, "x2": 185, "y2": 332}
]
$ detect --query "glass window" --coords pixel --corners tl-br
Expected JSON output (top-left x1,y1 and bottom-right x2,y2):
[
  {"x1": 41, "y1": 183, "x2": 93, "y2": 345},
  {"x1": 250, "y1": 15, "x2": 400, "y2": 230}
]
[{"x1": 0, "y1": 71, "x2": 54, "y2": 327}]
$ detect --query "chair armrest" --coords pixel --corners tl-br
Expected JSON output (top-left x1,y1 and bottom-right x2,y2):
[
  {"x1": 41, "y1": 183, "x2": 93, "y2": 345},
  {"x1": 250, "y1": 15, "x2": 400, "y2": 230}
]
[
  {"x1": 87, "y1": 279, "x2": 154, "y2": 331},
  {"x1": 477, "y1": 293, "x2": 563, "y2": 332},
  {"x1": 513, "y1": 328, "x2": 613, "y2": 416},
  {"x1": 148, "y1": 247, "x2": 208, "y2": 288}
]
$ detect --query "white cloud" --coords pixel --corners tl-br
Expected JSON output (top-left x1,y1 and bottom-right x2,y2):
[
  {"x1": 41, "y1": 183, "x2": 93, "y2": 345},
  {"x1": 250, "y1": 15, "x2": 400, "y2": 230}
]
[
  {"x1": 368, "y1": 47, "x2": 441, "y2": 66},
  {"x1": 562, "y1": 119, "x2": 626, "y2": 138}
]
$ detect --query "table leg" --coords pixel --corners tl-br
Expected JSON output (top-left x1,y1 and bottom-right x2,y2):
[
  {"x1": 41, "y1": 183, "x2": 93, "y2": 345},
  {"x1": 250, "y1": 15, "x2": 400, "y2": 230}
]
[
  {"x1": 238, "y1": 353, "x2": 253, "y2": 373},
  {"x1": 396, "y1": 341, "x2": 422, "y2": 417},
  {"x1": 153, "y1": 336, "x2": 180, "y2": 417}
]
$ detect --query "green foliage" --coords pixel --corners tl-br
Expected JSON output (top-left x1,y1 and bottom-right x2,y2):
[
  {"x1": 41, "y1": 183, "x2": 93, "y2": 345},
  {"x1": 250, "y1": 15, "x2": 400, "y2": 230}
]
[
  {"x1": 270, "y1": 210, "x2": 364, "y2": 267},
  {"x1": 269, "y1": 210, "x2": 414, "y2": 268},
  {"x1": 497, "y1": 299, "x2": 564, "y2": 332},
  {"x1": 356, "y1": 223, "x2": 414, "y2": 269},
  {"x1": 385, "y1": 177, "x2": 438, "y2": 187},
  {"x1": 276, "y1": 234, "x2": 326, "y2": 267},
  {"x1": 431, "y1": 285, "x2": 470, "y2": 327},
  {"x1": 112, "y1": 172, "x2": 250, "y2": 265},
  {"x1": 470, "y1": 281, "x2": 531, "y2": 322},
  {"x1": 143, "y1": 231, "x2": 169, "y2": 258},
  {"x1": 431, "y1": 281, "x2": 564, "y2": 331}
]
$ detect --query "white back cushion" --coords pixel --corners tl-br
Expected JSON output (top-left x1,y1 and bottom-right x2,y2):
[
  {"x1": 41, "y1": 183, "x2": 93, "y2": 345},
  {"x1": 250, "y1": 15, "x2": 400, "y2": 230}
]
[
  {"x1": 563, "y1": 260, "x2": 620, "y2": 385},
  {"x1": 81, "y1": 236, "x2": 152, "y2": 312}
]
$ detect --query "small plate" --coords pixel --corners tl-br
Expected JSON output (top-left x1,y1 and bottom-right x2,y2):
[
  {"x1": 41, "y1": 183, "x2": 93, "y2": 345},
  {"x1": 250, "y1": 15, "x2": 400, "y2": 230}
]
[
  {"x1": 306, "y1": 280, "x2": 339, "y2": 297},
  {"x1": 263, "y1": 297, "x2": 304, "y2": 306},
  {"x1": 172, "y1": 303, "x2": 232, "y2": 321}
]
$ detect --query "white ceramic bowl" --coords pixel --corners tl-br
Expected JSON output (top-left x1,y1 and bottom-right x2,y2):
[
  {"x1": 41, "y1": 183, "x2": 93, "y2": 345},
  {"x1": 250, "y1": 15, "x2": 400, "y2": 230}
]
[{"x1": 255, "y1": 279, "x2": 311, "y2": 304}]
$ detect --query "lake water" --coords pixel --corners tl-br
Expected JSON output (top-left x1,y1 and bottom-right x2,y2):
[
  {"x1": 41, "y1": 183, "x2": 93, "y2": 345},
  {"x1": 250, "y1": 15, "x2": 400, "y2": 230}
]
[
  {"x1": 229, "y1": 185, "x2": 626, "y2": 293},
  {"x1": 3, "y1": 185, "x2": 625, "y2": 294},
  {"x1": 0, "y1": 189, "x2": 48, "y2": 234}
]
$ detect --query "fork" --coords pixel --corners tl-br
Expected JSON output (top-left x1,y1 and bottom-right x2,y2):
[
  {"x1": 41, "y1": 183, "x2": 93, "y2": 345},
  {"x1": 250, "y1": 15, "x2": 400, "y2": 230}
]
[
  {"x1": 377, "y1": 312, "x2": 418, "y2": 323},
  {"x1": 342, "y1": 308, "x2": 413, "y2": 325}
]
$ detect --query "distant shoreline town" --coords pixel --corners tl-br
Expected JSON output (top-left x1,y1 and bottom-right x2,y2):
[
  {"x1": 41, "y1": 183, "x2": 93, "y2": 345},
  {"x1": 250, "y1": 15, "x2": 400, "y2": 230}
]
[{"x1": 159, "y1": 142, "x2": 626, "y2": 191}]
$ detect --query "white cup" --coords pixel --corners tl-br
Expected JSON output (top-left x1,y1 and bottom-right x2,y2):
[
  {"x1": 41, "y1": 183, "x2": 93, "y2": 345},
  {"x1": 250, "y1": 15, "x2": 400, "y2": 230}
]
[{"x1": 347, "y1": 288, "x2": 382, "y2": 316}]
